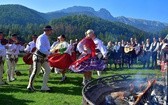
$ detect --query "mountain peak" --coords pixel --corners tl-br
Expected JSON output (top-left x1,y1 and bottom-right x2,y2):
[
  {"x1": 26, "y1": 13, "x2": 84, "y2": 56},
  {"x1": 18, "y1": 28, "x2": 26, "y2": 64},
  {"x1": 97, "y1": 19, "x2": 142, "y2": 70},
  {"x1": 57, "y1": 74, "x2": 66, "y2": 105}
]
[
  {"x1": 99, "y1": 8, "x2": 110, "y2": 14},
  {"x1": 60, "y1": 6, "x2": 95, "y2": 13},
  {"x1": 51, "y1": 6, "x2": 115, "y2": 21},
  {"x1": 97, "y1": 8, "x2": 115, "y2": 21}
]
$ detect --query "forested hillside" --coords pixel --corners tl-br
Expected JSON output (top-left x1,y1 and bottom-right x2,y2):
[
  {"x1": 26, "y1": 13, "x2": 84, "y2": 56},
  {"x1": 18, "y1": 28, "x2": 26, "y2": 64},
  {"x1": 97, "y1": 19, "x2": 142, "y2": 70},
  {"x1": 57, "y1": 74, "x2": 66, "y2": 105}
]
[
  {"x1": 49, "y1": 15, "x2": 149, "y2": 42},
  {"x1": 0, "y1": 4, "x2": 47, "y2": 25}
]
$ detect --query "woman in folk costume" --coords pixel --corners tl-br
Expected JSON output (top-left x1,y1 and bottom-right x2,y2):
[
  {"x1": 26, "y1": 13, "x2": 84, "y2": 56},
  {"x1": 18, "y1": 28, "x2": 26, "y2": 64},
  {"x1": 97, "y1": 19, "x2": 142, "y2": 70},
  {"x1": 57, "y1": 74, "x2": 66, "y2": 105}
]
[
  {"x1": 48, "y1": 35, "x2": 74, "y2": 82},
  {"x1": 69, "y1": 31, "x2": 106, "y2": 85}
]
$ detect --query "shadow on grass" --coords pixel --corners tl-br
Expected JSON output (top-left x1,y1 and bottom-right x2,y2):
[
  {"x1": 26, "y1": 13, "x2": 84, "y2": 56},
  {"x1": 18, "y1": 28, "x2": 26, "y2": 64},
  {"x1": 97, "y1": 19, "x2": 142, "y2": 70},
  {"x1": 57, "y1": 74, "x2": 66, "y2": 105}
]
[
  {"x1": 50, "y1": 86, "x2": 82, "y2": 96},
  {"x1": 49, "y1": 76, "x2": 83, "y2": 85},
  {"x1": 0, "y1": 94, "x2": 34, "y2": 105},
  {"x1": 0, "y1": 84, "x2": 30, "y2": 93},
  {"x1": 0, "y1": 83, "x2": 82, "y2": 96},
  {"x1": 48, "y1": 76, "x2": 83, "y2": 95}
]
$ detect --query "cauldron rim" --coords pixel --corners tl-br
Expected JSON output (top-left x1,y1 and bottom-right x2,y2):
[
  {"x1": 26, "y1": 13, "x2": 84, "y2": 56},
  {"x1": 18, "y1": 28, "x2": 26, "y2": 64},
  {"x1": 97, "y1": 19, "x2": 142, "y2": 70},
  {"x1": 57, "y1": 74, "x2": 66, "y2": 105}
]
[{"x1": 82, "y1": 74, "x2": 156, "y2": 105}]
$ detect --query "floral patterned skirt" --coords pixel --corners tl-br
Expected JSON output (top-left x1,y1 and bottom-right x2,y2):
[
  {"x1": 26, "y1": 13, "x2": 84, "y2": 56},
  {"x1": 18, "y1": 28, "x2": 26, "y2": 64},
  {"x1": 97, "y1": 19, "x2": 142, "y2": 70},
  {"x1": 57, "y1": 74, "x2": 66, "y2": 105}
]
[{"x1": 69, "y1": 54, "x2": 106, "y2": 73}]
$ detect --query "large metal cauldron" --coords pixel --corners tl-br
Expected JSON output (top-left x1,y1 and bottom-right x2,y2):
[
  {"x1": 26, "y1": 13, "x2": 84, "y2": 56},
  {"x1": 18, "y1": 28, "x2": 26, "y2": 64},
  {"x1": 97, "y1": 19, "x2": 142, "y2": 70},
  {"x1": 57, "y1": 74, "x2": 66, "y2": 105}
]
[{"x1": 82, "y1": 74, "x2": 167, "y2": 105}]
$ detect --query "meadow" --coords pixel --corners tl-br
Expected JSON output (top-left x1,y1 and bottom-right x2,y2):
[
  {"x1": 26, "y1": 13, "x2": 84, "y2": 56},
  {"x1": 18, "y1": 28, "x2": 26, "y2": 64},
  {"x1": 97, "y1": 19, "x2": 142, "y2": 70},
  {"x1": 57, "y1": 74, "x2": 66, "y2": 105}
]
[{"x1": 0, "y1": 57, "x2": 161, "y2": 105}]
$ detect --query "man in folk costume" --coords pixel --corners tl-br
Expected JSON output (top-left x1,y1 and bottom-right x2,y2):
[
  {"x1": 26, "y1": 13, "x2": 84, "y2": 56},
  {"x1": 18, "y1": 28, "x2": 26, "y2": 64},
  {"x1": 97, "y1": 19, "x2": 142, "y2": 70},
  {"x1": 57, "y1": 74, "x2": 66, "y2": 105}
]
[
  {"x1": 27, "y1": 25, "x2": 52, "y2": 92},
  {"x1": 0, "y1": 32, "x2": 7, "y2": 85},
  {"x1": 113, "y1": 41, "x2": 122, "y2": 69},
  {"x1": 124, "y1": 42, "x2": 132, "y2": 68},
  {"x1": 143, "y1": 38, "x2": 151, "y2": 68},
  {"x1": 129, "y1": 38, "x2": 137, "y2": 66},
  {"x1": 69, "y1": 30, "x2": 106, "y2": 85},
  {"x1": 120, "y1": 40, "x2": 126, "y2": 68},
  {"x1": 158, "y1": 37, "x2": 163, "y2": 64},
  {"x1": 6, "y1": 34, "x2": 24, "y2": 82},
  {"x1": 50, "y1": 37, "x2": 60, "y2": 74},
  {"x1": 106, "y1": 41, "x2": 114, "y2": 69},
  {"x1": 149, "y1": 37, "x2": 159, "y2": 69},
  {"x1": 49, "y1": 35, "x2": 74, "y2": 82},
  {"x1": 24, "y1": 35, "x2": 37, "y2": 76},
  {"x1": 88, "y1": 29, "x2": 108, "y2": 77}
]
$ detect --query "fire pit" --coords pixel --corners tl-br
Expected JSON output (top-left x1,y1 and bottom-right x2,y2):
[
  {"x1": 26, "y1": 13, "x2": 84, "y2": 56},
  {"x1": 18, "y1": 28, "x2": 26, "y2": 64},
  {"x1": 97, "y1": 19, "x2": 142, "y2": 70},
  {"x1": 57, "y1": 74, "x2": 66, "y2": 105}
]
[{"x1": 82, "y1": 74, "x2": 167, "y2": 105}]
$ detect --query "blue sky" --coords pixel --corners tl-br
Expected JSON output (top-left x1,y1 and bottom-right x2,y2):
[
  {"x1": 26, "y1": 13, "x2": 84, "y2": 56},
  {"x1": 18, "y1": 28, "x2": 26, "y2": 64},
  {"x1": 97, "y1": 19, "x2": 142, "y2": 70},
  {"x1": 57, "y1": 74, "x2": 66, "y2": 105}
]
[{"x1": 0, "y1": 0, "x2": 168, "y2": 23}]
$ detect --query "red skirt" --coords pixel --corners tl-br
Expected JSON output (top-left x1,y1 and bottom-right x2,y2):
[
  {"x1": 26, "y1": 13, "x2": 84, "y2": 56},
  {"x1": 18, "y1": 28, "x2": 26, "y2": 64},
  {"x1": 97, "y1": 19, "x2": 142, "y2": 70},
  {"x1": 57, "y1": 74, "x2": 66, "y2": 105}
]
[
  {"x1": 48, "y1": 53, "x2": 74, "y2": 69},
  {"x1": 23, "y1": 53, "x2": 33, "y2": 65}
]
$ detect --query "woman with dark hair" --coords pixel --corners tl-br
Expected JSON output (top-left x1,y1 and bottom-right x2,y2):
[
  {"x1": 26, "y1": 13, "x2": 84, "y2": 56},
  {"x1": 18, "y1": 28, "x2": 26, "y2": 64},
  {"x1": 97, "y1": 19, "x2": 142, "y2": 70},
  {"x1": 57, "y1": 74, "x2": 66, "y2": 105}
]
[{"x1": 49, "y1": 35, "x2": 74, "y2": 82}]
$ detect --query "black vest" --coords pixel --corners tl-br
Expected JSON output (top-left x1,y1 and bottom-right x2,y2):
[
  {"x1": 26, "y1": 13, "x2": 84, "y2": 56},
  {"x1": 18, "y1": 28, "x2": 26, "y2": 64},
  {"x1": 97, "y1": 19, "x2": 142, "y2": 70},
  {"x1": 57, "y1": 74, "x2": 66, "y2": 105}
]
[
  {"x1": 159, "y1": 43, "x2": 163, "y2": 51},
  {"x1": 151, "y1": 42, "x2": 157, "y2": 51},
  {"x1": 145, "y1": 43, "x2": 151, "y2": 50}
]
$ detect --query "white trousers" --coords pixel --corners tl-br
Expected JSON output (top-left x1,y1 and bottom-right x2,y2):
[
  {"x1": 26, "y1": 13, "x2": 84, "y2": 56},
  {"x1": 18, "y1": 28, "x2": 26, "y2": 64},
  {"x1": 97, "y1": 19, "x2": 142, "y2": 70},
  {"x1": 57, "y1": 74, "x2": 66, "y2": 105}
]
[
  {"x1": 6, "y1": 55, "x2": 18, "y2": 81},
  {"x1": 28, "y1": 65, "x2": 33, "y2": 76},
  {"x1": 27, "y1": 54, "x2": 51, "y2": 90},
  {"x1": 54, "y1": 68, "x2": 61, "y2": 74}
]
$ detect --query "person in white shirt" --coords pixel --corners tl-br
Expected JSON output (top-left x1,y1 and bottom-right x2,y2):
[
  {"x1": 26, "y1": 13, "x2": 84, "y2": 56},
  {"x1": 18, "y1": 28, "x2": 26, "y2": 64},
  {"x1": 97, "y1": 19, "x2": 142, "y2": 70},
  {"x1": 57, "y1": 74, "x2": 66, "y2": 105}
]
[
  {"x1": 149, "y1": 37, "x2": 159, "y2": 69},
  {"x1": 24, "y1": 35, "x2": 37, "y2": 76},
  {"x1": 27, "y1": 25, "x2": 52, "y2": 92},
  {"x1": 0, "y1": 32, "x2": 7, "y2": 85},
  {"x1": 24, "y1": 35, "x2": 37, "y2": 53},
  {"x1": 88, "y1": 29, "x2": 108, "y2": 77},
  {"x1": 6, "y1": 34, "x2": 24, "y2": 82},
  {"x1": 50, "y1": 38, "x2": 60, "y2": 51}
]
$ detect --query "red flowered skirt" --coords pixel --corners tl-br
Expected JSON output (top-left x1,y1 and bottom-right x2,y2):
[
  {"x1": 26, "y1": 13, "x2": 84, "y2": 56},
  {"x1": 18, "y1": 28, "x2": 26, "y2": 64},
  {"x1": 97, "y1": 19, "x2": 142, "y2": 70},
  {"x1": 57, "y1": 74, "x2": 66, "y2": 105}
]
[{"x1": 48, "y1": 53, "x2": 75, "y2": 69}]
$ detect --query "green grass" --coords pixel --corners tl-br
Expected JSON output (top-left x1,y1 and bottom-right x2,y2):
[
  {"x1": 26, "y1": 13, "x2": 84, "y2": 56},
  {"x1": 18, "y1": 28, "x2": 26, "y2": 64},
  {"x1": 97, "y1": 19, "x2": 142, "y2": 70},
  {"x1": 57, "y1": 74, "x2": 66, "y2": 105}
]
[{"x1": 0, "y1": 58, "x2": 162, "y2": 105}]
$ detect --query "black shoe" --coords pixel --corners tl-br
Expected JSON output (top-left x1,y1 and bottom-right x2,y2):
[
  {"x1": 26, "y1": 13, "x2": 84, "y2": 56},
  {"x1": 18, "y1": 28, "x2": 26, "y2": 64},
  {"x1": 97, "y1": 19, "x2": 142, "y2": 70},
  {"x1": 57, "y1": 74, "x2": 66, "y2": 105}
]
[
  {"x1": 4, "y1": 81, "x2": 8, "y2": 85},
  {"x1": 0, "y1": 81, "x2": 8, "y2": 85},
  {"x1": 27, "y1": 87, "x2": 35, "y2": 92},
  {"x1": 60, "y1": 76, "x2": 67, "y2": 82}
]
